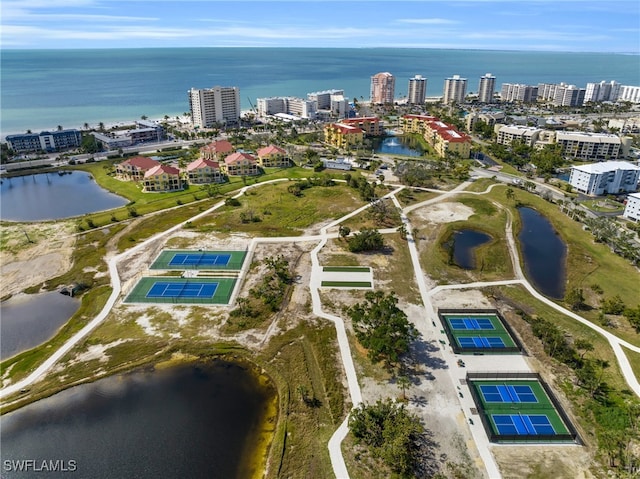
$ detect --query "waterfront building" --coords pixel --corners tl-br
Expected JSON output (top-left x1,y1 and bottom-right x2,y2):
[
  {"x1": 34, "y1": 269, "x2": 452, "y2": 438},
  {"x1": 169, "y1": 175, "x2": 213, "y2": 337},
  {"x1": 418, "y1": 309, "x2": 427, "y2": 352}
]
[
  {"x1": 7, "y1": 129, "x2": 82, "y2": 153},
  {"x1": 143, "y1": 164, "x2": 182, "y2": 192},
  {"x1": 443, "y1": 75, "x2": 467, "y2": 104},
  {"x1": 186, "y1": 158, "x2": 225, "y2": 185},
  {"x1": 402, "y1": 114, "x2": 471, "y2": 158},
  {"x1": 584, "y1": 81, "x2": 621, "y2": 104},
  {"x1": 619, "y1": 85, "x2": 640, "y2": 104},
  {"x1": 93, "y1": 120, "x2": 166, "y2": 150},
  {"x1": 569, "y1": 161, "x2": 640, "y2": 196},
  {"x1": 222, "y1": 152, "x2": 260, "y2": 176},
  {"x1": 407, "y1": 75, "x2": 427, "y2": 105},
  {"x1": 500, "y1": 83, "x2": 538, "y2": 103},
  {"x1": 257, "y1": 145, "x2": 291, "y2": 168},
  {"x1": 370, "y1": 72, "x2": 395, "y2": 104},
  {"x1": 339, "y1": 117, "x2": 384, "y2": 136},
  {"x1": 623, "y1": 192, "x2": 640, "y2": 221},
  {"x1": 323, "y1": 123, "x2": 364, "y2": 149},
  {"x1": 256, "y1": 97, "x2": 317, "y2": 119},
  {"x1": 553, "y1": 84, "x2": 586, "y2": 107},
  {"x1": 477, "y1": 73, "x2": 496, "y2": 103},
  {"x1": 188, "y1": 86, "x2": 241, "y2": 128},
  {"x1": 307, "y1": 90, "x2": 345, "y2": 110},
  {"x1": 201, "y1": 140, "x2": 234, "y2": 161},
  {"x1": 115, "y1": 156, "x2": 160, "y2": 182}
]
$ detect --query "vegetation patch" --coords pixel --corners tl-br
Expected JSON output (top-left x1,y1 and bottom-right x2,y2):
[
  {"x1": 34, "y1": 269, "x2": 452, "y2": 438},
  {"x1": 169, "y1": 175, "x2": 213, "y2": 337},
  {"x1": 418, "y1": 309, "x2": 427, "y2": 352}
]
[{"x1": 321, "y1": 281, "x2": 372, "y2": 288}]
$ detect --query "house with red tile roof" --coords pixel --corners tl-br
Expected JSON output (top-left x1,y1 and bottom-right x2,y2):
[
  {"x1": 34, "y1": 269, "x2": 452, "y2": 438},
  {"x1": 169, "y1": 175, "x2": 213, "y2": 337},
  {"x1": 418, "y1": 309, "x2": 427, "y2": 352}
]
[
  {"x1": 143, "y1": 164, "x2": 183, "y2": 192},
  {"x1": 186, "y1": 158, "x2": 225, "y2": 184},
  {"x1": 201, "y1": 140, "x2": 234, "y2": 161},
  {"x1": 115, "y1": 155, "x2": 160, "y2": 181},
  {"x1": 257, "y1": 145, "x2": 291, "y2": 168}
]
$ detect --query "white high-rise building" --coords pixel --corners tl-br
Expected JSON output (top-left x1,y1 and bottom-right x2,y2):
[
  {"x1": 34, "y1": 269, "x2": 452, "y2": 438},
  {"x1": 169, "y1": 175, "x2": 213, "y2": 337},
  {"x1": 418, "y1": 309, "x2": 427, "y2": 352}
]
[
  {"x1": 188, "y1": 86, "x2": 241, "y2": 128},
  {"x1": 407, "y1": 75, "x2": 427, "y2": 105},
  {"x1": 500, "y1": 83, "x2": 538, "y2": 103},
  {"x1": 443, "y1": 75, "x2": 467, "y2": 104},
  {"x1": 584, "y1": 81, "x2": 621, "y2": 104},
  {"x1": 619, "y1": 85, "x2": 640, "y2": 104},
  {"x1": 477, "y1": 73, "x2": 496, "y2": 103},
  {"x1": 307, "y1": 89, "x2": 344, "y2": 110},
  {"x1": 370, "y1": 72, "x2": 395, "y2": 104}
]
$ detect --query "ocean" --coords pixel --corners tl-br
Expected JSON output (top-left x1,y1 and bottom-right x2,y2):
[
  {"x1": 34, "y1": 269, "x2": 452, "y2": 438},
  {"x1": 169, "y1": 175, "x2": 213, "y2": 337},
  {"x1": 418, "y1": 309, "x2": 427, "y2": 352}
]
[{"x1": 1, "y1": 48, "x2": 639, "y2": 136}]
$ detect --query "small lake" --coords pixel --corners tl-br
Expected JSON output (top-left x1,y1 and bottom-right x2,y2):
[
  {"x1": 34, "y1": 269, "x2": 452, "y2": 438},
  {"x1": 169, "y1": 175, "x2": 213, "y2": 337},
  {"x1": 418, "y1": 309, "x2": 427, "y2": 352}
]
[
  {"x1": 448, "y1": 229, "x2": 492, "y2": 269},
  {"x1": 1, "y1": 360, "x2": 277, "y2": 479},
  {"x1": 0, "y1": 171, "x2": 128, "y2": 221},
  {"x1": 372, "y1": 136, "x2": 423, "y2": 157},
  {"x1": 517, "y1": 207, "x2": 567, "y2": 299},
  {"x1": 1, "y1": 292, "x2": 80, "y2": 360}
]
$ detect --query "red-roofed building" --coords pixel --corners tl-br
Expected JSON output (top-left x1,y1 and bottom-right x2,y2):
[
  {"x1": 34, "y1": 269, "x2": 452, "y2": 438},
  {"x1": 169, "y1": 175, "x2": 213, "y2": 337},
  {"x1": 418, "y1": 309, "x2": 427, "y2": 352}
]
[
  {"x1": 257, "y1": 145, "x2": 291, "y2": 168},
  {"x1": 143, "y1": 164, "x2": 183, "y2": 192},
  {"x1": 324, "y1": 123, "x2": 364, "y2": 149},
  {"x1": 201, "y1": 140, "x2": 235, "y2": 161},
  {"x1": 401, "y1": 114, "x2": 438, "y2": 135},
  {"x1": 401, "y1": 114, "x2": 471, "y2": 158},
  {"x1": 223, "y1": 152, "x2": 260, "y2": 176},
  {"x1": 339, "y1": 117, "x2": 384, "y2": 136},
  {"x1": 115, "y1": 156, "x2": 160, "y2": 181},
  {"x1": 186, "y1": 158, "x2": 225, "y2": 184}
]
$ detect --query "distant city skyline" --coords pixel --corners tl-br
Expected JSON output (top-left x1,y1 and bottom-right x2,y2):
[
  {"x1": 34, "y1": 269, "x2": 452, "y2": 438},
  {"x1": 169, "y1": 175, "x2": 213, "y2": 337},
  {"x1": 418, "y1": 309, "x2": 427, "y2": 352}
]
[{"x1": 2, "y1": 0, "x2": 639, "y2": 52}]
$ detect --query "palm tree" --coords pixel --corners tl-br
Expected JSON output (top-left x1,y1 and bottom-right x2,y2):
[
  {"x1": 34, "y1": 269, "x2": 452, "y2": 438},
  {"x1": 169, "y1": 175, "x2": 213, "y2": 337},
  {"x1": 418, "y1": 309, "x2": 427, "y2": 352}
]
[
  {"x1": 83, "y1": 122, "x2": 90, "y2": 131},
  {"x1": 98, "y1": 122, "x2": 105, "y2": 132}
]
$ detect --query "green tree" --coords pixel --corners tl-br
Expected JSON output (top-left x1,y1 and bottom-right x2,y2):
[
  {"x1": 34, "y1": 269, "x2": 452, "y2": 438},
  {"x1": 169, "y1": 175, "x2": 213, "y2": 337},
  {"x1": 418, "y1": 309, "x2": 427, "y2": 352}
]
[
  {"x1": 565, "y1": 287, "x2": 585, "y2": 311},
  {"x1": 602, "y1": 295, "x2": 625, "y2": 315},
  {"x1": 346, "y1": 291, "x2": 419, "y2": 368},
  {"x1": 338, "y1": 225, "x2": 351, "y2": 239},
  {"x1": 349, "y1": 399, "x2": 426, "y2": 477},
  {"x1": 347, "y1": 228, "x2": 384, "y2": 253}
]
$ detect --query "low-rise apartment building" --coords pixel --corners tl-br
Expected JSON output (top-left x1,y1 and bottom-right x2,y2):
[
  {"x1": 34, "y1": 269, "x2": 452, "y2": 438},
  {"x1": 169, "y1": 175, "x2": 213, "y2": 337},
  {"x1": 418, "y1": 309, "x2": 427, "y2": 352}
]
[
  {"x1": 339, "y1": 117, "x2": 384, "y2": 136},
  {"x1": 257, "y1": 145, "x2": 291, "y2": 168},
  {"x1": 569, "y1": 161, "x2": 640, "y2": 196},
  {"x1": 495, "y1": 125, "x2": 543, "y2": 147},
  {"x1": 223, "y1": 152, "x2": 260, "y2": 176},
  {"x1": 7, "y1": 129, "x2": 83, "y2": 153},
  {"x1": 143, "y1": 164, "x2": 182, "y2": 192},
  {"x1": 186, "y1": 158, "x2": 225, "y2": 184},
  {"x1": 115, "y1": 156, "x2": 160, "y2": 181},
  {"x1": 323, "y1": 123, "x2": 364, "y2": 149},
  {"x1": 401, "y1": 114, "x2": 471, "y2": 158},
  {"x1": 623, "y1": 192, "x2": 640, "y2": 221},
  {"x1": 556, "y1": 131, "x2": 622, "y2": 161}
]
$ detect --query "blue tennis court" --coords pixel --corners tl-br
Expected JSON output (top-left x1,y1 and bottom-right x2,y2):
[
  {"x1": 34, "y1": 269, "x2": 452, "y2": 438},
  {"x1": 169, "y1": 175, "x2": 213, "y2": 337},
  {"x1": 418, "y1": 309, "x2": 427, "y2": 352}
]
[
  {"x1": 449, "y1": 318, "x2": 495, "y2": 330},
  {"x1": 480, "y1": 384, "x2": 538, "y2": 403},
  {"x1": 492, "y1": 414, "x2": 556, "y2": 435},
  {"x1": 458, "y1": 337, "x2": 506, "y2": 348},
  {"x1": 168, "y1": 253, "x2": 231, "y2": 267},
  {"x1": 146, "y1": 281, "x2": 219, "y2": 298}
]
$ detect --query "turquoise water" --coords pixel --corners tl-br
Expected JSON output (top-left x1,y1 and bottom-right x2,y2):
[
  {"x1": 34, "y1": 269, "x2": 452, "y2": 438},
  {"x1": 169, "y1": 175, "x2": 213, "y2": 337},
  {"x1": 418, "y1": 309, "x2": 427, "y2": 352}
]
[{"x1": 2, "y1": 48, "x2": 638, "y2": 135}]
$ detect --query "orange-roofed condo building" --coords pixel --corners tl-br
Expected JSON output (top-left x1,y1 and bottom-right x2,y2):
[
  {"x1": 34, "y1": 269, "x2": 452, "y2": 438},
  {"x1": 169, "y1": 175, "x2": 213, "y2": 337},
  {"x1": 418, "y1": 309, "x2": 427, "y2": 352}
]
[
  {"x1": 115, "y1": 156, "x2": 160, "y2": 181},
  {"x1": 201, "y1": 140, "x2": 235, "y2": 161},
  {"x1": 370, "y1": 72, "x2": 395, "y2": 104},
  {"x1": 257, "y1": 145, "x2": 291, "y2": 168},
  {"x1": 339, "y1": 117, "x2": 384, "y2": 136},
  {"x1": 223, "y1": 152, "x2": 260, "y2": 176},
  {"x1": 402, "y1": 114, "x2": 471, "y2": 158},
  {"x1": 186, "y1": 158, "x2": 225, "y2": 185},
  {"x1": 324, "y1": 123, "x2": 364, "y2": 149},
  {"x1": 143, "y1": 164, "x2": 183, "y2": 192}
]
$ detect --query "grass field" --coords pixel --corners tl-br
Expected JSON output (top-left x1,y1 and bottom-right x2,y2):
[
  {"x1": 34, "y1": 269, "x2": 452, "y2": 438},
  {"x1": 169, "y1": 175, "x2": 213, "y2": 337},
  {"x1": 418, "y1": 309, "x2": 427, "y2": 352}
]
[
  {"x1": 322, "y1": 266, "x2": 371, "y2": 273},
  {"x1": 320, "y1": 281, "x2": 372, "y2": 288}
]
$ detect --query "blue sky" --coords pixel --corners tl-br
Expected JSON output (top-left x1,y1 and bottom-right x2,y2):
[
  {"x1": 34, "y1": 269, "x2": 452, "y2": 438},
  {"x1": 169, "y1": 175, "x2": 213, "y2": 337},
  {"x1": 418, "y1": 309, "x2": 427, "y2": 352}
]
[{"x1": 2, "y1": 0, "x2": 639, "y2": 52}]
